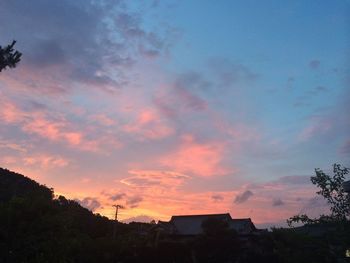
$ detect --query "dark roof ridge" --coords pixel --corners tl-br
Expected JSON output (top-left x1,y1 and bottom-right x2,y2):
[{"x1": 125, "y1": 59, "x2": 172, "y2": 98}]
[
  {"x1": 171, "y1": 213, "x2": 232, "y2": 219},
  {"x1": 231, "y1": 218, "x2": 252, "y2": 221}
]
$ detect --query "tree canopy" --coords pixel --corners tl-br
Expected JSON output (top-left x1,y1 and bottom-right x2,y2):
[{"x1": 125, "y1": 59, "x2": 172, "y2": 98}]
[
  {"x1": 0, "y1": 40, "x2": 22, "y2": 72},
  {"x1": 288, "y1": 163, "x2": 350, "y2": 226}
]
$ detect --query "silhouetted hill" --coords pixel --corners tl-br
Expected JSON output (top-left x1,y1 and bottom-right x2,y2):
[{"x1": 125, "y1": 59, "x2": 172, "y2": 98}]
[
  {"x1": 0, "y1": 167, "x2": 52, "y2": 202},
  {"x1": 0, "y1": 167, "x2": 122, "y2": 262}
]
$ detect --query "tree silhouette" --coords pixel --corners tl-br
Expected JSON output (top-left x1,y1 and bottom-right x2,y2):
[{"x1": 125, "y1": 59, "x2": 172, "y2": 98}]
[
  {"x1": 288, "y1": 163, "x2": 350, "y2": 226},
  {"x1": 0, "y1": 40, "x2": 22, "y2": 72}
]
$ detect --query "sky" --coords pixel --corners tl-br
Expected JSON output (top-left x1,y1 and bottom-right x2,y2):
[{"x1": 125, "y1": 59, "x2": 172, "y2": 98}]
[{"x1": 0, "y1": 0, "x2": 349, "y2": 227}]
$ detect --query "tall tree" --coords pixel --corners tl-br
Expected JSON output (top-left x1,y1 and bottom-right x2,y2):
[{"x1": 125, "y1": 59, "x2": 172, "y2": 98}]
[{"x1": 0, "y1": 40, "x2": 22, "y2": 72}]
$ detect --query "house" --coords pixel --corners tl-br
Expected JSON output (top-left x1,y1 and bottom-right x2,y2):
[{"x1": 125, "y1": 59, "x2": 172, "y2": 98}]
[{"x1": 156, "y1": 213, "x2": 257, "y2": 236}]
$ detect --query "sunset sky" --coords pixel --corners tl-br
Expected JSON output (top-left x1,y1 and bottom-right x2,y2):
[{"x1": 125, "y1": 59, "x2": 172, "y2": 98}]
[{"x1": 0, "y1": 0, "x2": 349, "y2": 227}]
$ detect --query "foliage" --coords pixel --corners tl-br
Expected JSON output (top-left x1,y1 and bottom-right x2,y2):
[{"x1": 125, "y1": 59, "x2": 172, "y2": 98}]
[
  {"x1": 287, "y1": 163, "x2": 350, "y2": 227},
  {"x1": 271, "y1": 228, "x2": 337, "y2": 263},
  {"x1": 312, "y1": 164, "x2": 350, "y2": 220},
  {"x1": 0, "y1": 41, "x2": 22, "y2": 72}
]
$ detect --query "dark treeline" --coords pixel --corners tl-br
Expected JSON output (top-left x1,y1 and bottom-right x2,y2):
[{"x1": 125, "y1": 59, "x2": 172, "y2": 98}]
[{"x1": 0, "y1": 167, "x2": 349, "y2": 263}]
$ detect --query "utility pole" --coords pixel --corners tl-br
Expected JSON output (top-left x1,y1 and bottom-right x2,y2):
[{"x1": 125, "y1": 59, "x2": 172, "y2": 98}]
[{"x1": 112, "y1": 204, "x2": 124, "y2": 240}]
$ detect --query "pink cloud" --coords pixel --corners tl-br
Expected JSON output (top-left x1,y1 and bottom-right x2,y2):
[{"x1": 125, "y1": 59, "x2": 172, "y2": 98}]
[
  {"x1": 0, "y1": 98, "x2": 107, "y2": 151},
  {"x1": 0, "y1": 101, "x2": 25, "y2": 123},
  {"x1": 122, "y1": 108, "x2": 174, "y2": 140},
  {"x1": 138, "y1": 109, "x2": 157, "y2": 124},
  {"x1": 160, "y1": 134, "x2": 228, "y2": 177},
  {"x1": 64, "y1": 132, "x2": 82, "y2": 145},
  {"x1": 22, "y1": 113, "x2": 84, "y2": 146}
]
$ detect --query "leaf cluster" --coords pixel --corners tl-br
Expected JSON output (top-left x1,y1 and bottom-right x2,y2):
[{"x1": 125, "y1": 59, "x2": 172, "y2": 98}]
[{"x1": 0, "y1": 40, "x2": 22, "y2": 72}]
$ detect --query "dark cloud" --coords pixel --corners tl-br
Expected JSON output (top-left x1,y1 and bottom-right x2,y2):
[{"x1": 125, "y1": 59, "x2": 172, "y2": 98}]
[
  {"x1": 212, "y1": 194, "x2": 224, "y2": 202},
  {"x1": 0, "y1": 0, "x2": 174, "y2": 94},
  {"x1": 234, "y1": 190, "x2": 253, "y2": 204},
  {"x1": 126, "y1": 195, "x2": 143, "y2": 208},
  {"x1": 110, "y1": 193, "x2": 126, "y2": 201},
  {"x1": 27, "y1": 39, "x2": 66, "y2": 67},
  {"x1": 272, "y1": 198, "x2": 284, "y2": 206},
  {"x1": 309, "y1": 60, "x2": 320, "y2": 69},
  {"x1": 76, "y1": 197, "x2": 101, "y2": 212}
]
